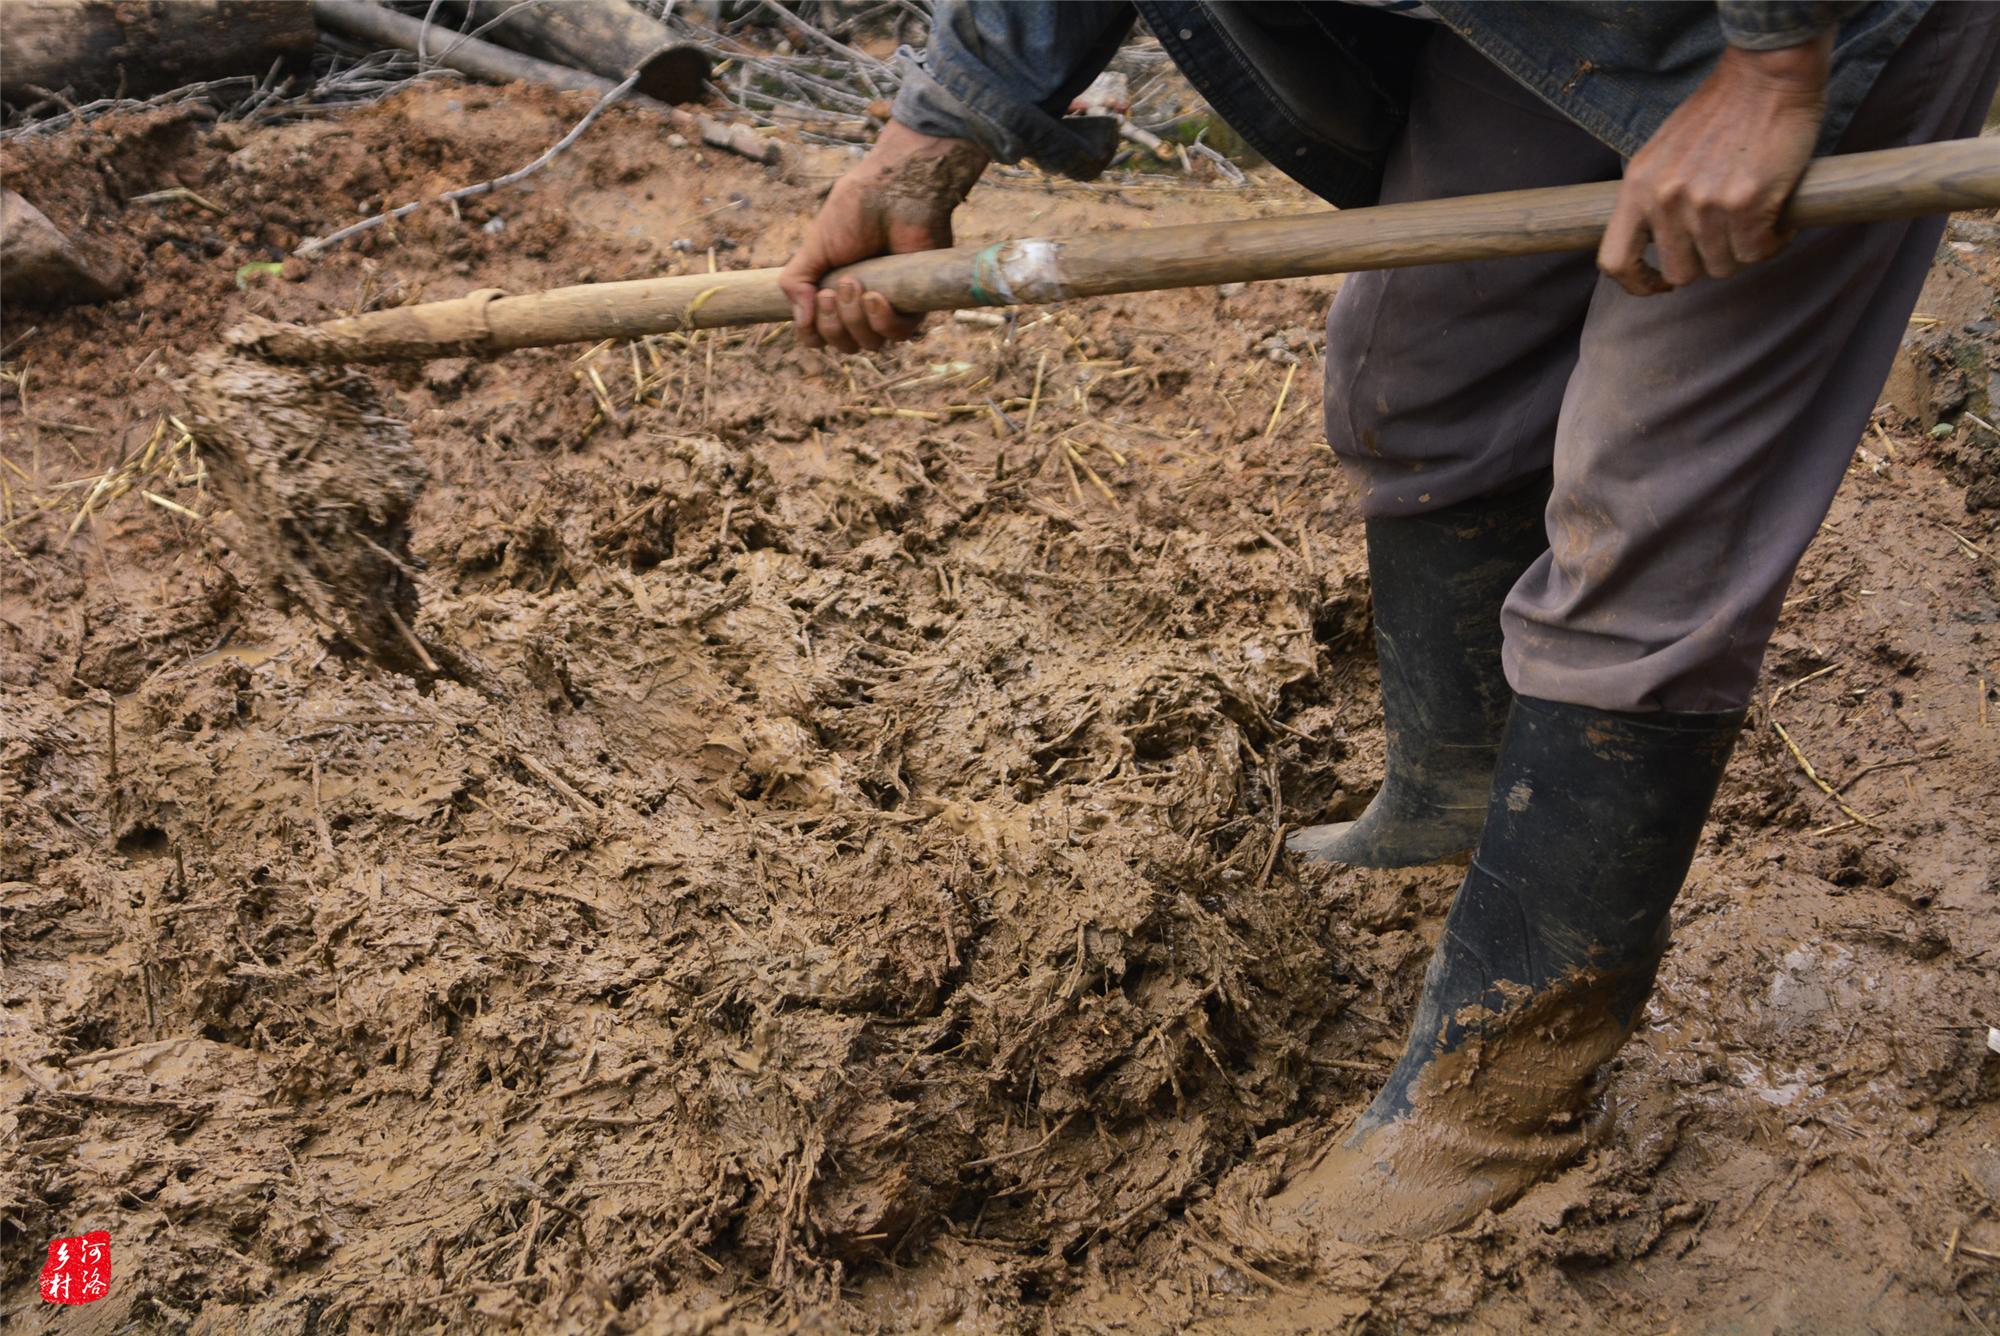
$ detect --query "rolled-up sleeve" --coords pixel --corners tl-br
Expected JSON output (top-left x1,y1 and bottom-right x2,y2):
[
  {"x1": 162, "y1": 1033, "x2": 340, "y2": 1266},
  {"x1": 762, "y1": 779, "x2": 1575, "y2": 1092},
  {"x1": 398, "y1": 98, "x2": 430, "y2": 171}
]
[
  {"x1": 892, "y1": 1, "x2": 1135, "y2": 179},
  {"x1": 1716, "y1": 1, "x2": 1865, "y2": 50}
]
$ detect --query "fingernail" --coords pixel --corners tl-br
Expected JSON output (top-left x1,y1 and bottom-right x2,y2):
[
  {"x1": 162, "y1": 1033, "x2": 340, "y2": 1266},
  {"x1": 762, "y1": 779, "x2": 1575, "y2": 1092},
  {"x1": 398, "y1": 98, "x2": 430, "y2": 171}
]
[
  {"x1": 840, "y1": 279, "x2": 859, "y2": 298},
  {"x1": 865, "y1": 293, "x2": 886, "y2": 310},
  {"x1": 818, "y1": 290, "x2": 835, "y2": 309}
]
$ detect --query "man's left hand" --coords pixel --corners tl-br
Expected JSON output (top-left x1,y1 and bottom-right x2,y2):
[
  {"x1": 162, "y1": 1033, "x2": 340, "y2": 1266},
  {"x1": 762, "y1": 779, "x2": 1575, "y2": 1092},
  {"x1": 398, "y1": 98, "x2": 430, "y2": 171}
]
[{"x1": 1599, "y1": 32, "x2": 1832, "y2": 295}]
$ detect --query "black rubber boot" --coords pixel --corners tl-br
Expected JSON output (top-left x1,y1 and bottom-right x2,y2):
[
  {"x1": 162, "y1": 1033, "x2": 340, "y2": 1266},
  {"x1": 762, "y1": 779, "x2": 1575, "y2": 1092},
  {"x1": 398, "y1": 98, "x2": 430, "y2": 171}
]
[
  {"x1": 1288, "y1": 476, "x2": 1551, "y2": 869},
  {"x1": 1273, "y1": 696, "x2": 1744, "y2": 1240}
]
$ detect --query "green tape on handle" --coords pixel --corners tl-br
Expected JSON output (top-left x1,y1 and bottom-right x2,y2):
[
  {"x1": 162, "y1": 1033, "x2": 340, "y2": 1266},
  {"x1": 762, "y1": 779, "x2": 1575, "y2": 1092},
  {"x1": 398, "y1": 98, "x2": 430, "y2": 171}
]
[{"x1": 968, "y1": 242, "x2": 1011, "y2": 307}]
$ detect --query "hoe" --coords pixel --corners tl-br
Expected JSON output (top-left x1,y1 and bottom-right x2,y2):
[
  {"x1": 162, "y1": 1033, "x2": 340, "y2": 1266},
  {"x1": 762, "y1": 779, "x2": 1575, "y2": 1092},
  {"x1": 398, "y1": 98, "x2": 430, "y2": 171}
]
[{"x1": 177, "y1": 138, "x2": 2000, "y2": 675}]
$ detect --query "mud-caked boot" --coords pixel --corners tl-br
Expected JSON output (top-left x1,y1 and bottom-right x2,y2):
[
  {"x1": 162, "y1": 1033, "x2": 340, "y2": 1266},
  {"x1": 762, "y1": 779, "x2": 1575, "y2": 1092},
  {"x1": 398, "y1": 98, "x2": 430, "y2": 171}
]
[
  {"x1": 1272, "y1": 696, "x2": 1744, "y2": 1242},
  {"x1": 1288, "y1": 478, "x2": 1551, "y2": 868}
]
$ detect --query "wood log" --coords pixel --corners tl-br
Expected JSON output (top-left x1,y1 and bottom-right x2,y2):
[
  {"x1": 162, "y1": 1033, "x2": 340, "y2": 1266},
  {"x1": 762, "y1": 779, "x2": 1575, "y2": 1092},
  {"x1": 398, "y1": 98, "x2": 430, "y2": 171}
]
[
  {"x1": 466, "y1": 0, "x2": 710, "y2": 105},
  {"x1": 0, "y1": 0, "x2": 317, "y2": 103},
  {"x1": 0, "y1": 188, "x2": 124, "y2": 308},
  {"x1": 311, "y1": 0, "x2": 771, "y2": 163},
  {"x1": 234, "y1": 136, "x2": 2000, "y2": 365}
]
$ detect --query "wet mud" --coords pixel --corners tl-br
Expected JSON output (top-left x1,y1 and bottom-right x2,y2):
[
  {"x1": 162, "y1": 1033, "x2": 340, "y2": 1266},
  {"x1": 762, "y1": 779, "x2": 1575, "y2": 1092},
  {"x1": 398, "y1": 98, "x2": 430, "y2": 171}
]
[{"x1": 4, "y1": 85, "x2": 1999, "y2": 1334}]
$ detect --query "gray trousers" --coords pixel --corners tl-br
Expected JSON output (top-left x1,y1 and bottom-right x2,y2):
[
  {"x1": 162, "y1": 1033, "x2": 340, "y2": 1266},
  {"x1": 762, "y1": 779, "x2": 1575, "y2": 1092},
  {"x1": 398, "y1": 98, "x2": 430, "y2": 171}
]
[{"x1": 1326, "y1": 4, "x2": 2000, "y2": 713}]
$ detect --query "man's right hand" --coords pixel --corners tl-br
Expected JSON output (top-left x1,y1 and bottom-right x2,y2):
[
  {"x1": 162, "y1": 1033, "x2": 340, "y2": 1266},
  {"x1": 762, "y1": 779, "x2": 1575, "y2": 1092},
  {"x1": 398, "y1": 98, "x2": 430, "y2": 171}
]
[{"x1": 778, "y1": 120, "x2": 989, "y2": 353}]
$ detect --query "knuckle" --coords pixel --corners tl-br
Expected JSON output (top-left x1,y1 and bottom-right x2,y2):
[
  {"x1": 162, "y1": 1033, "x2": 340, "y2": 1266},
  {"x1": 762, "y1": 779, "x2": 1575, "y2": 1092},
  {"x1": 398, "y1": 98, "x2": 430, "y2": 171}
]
[{"x1": 1718, "y1": 187, "x2": 1760, "y2": 215}]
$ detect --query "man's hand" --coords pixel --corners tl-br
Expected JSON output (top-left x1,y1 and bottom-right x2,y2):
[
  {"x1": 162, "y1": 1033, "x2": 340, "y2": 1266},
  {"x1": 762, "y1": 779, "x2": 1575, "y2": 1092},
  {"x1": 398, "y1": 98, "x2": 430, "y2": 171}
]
[
  {"x1": 778, "y1": 121, "x2": 989, "y2": 352},
  {"x1": 1599, "y1": 33, "x2": 1832, "y2": 295}
]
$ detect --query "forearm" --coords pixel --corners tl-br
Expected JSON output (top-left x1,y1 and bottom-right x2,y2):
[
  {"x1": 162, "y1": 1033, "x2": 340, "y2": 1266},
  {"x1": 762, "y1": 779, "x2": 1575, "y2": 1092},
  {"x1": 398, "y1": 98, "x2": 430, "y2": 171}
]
[{"x1": 850, "y1": 121, "x2": 990, "y2": 227}]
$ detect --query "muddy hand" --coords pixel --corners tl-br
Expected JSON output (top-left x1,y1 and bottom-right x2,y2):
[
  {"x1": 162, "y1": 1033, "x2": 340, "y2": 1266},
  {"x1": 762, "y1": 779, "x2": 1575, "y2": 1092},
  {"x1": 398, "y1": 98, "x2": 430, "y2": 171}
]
[
  {"x1": 1599, "y1": 31, "x2": 1829, "y2": 294},
  {"x1": 778, "y1": 120, "x2": 988, "y2": 353}
]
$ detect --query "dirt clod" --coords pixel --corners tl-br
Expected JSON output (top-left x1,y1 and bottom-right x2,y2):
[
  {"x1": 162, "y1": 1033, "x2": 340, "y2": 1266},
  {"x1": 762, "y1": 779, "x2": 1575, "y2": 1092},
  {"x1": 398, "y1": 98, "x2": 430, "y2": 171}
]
[{"x1": 178, "y1": 327, "x2": 430, "y2": 673}]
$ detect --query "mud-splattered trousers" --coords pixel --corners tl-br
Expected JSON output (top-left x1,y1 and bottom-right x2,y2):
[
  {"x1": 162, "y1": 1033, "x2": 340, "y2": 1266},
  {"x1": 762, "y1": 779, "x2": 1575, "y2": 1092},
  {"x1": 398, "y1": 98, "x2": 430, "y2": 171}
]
[{"x1": 1326, "y1": 2, "x2": 2000, "y2": 713}]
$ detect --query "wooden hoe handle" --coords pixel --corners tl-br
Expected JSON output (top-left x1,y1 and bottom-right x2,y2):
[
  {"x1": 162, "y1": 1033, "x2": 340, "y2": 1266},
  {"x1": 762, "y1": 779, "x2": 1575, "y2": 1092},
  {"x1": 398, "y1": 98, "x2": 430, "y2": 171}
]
[{"x1": 246, "y1": 137, "x2": 2000, "y2": 364}]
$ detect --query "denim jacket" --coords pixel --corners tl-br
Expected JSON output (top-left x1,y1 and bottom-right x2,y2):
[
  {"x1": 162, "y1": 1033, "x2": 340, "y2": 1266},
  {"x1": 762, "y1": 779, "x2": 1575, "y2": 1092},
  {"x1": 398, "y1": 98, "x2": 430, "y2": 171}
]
[{"x1": 891, "y1": 1, "x2": 1930, "y2": 207}]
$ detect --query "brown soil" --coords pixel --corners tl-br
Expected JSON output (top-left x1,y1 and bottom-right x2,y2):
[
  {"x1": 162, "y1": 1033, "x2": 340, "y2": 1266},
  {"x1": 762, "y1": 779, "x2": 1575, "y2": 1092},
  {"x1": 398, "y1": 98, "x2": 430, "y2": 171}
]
[{"x1": 4, "y1": 84, "x2": 1999, "y2": 1335}]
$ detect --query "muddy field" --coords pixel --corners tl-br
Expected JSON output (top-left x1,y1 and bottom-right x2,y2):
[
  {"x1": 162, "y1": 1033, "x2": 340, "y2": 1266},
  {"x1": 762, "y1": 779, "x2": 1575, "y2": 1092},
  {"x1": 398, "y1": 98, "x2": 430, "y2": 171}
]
[{"x1": 4, "y1": 81, "x2": 2000, "y2": 1334}]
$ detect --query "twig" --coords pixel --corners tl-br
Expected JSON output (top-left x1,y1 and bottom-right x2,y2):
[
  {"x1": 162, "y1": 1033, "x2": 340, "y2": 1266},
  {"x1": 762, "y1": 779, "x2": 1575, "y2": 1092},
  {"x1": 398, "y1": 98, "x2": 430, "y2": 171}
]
[
  {"x1": 1317, "y1": 1056, "x2": 1390, "y2": 1074},
  {"x1": 0, "y1": 325, "x2": 39, "y2": 359},
  {"x1": 760, "y1": 0, "x2": 889, "y2": 97},
  {"x1": 1745, "y1": 1130, "x2": 1823, "y2": 1239},
  {"x1": 1065, "y1": 444, "x2": 1118, "y2": 505},
  {"x1": 382, "y1": 606, "x2": 442, "y2": 675},
  {"x1": 296, "y1": 68, "x2": 641, "y2": 257},
  {"x1": 1183, "y1": 1226, "x2": 1306, "y2": 1296},
  {"x1": 1944, "y1": 524, "x2": 2000, "y2": 569},
  {"x1": 1768, "y1": 661, "x2": 1840, "y2": 711},
  {"x1": 1117, "y1": 118, "x2": 1173, "y2": 160},
  {"x1": 1770, "y1": 719, "x2": 1878, "y2": 830},
  {"x1": 511, "y1": 1200, "x2": 543, "y2": 1281},
  {"x1": 432, "y1": 0, "x2": 560, "y2": 68},
  {"x1": 311, "y1": 758, "x2": 337, "y2": 860},
  {"x1": 549, "y1": 1059, "x2": 656, "y2": 1101},
  {"x1": 130, "y1": 187, "x2": 224, "y2": 214},
  {"x1": 3, "y1": 52, "x2": 457, "y2": 140},
  {"x1": 1264, "y1": 362, "x2": 1298, "y2": 441},
  {"x1": 1187, "y1": 139, "x2": 1247, "y2": 186},
  {"x1": 513, "y1": 751, "x2": 603, "y2": 815},
  {"x1": 1025, "y1": 351, "x2": 1048, "y2": 433},
  {"x1": 963, "y1": 1115, "x2": 1074, "y2": 1168},
  {"x1": 1836, "y1": 747, "x2": 1950, "y2": 793},
  {"x1": 142, "y1": 491, "x2": 204, "y2": 522},
  {"x1": 2, "y1": 78, "x2": 258, "y2": 139}
]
